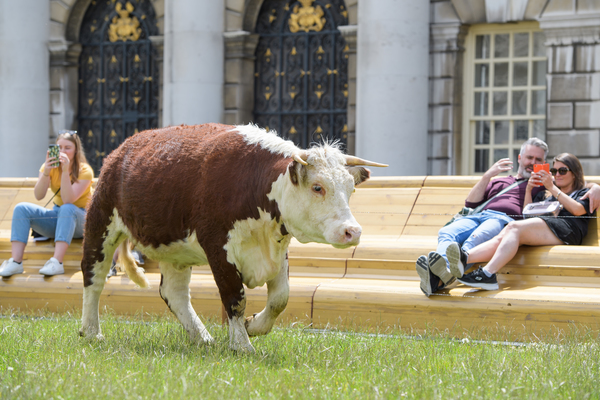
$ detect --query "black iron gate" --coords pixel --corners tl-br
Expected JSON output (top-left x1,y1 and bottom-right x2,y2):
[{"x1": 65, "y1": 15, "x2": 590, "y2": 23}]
[
  {"x1": 254, "y1": 0, "x2": 349, "y2": 149},
  {"x1": 78, "y1": 0, "x2": 159, "y2": 173}
]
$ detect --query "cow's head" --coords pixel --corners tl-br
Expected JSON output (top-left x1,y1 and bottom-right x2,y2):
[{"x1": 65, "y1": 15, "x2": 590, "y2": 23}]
[{"x1": 268, "y1": 144, "x2": 387, "y2": 249}]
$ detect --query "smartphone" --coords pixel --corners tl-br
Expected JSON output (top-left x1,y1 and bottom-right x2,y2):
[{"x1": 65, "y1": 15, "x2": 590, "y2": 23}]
[
  {"x1": 533, "y1": 163, "x2": 549, "y2": 186},
  {"x1": 48, "y1": 144, "x2": 60, "y2": 168}
]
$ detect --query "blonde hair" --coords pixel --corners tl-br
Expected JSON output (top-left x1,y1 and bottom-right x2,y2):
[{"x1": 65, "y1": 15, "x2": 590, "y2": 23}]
[{"x1": 56, "y1": 131, "x2": 88, "y2": 183}]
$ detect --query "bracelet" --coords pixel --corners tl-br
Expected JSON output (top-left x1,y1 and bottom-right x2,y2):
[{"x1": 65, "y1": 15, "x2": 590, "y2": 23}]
[{"x1": 556, "y1": 191, "x2": 562, "y2": 200}]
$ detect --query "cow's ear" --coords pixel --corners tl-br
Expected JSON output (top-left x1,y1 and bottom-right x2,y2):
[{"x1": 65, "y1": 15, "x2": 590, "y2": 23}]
[
  {"x1": 289, "y1": 160, "x2": 300, "y2": 185},
  {"x1": 347, "y1": 166, "x2": 370, "y2": 186}
]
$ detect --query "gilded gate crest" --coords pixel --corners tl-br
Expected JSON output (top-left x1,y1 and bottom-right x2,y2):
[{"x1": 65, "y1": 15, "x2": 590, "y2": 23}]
[
  {"x1": 288, "y1": 0, "x2": 325, "y2": 33},
  {"x1": 108, "y1": 2, "x2": 141, "y2": 42}
]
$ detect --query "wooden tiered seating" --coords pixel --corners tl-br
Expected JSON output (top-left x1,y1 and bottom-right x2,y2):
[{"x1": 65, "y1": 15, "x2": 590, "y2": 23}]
[{"x1": 1, "y1": 176, "x2": 599, "y2": 341}]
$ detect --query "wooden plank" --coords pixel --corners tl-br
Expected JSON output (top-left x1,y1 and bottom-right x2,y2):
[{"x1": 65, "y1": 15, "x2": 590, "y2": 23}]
[{"x1": 357, "y1": 176, "x2": 424, "y2": 189}]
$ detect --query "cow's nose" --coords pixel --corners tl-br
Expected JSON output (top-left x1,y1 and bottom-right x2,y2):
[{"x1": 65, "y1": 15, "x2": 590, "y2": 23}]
[{"x1": 344, "y1": 226, "x2": 362, "y2": 244}]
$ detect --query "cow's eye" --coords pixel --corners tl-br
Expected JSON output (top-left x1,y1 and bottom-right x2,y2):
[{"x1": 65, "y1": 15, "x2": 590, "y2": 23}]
[{"x1": 312, "y1": 185, "x2": 323, "y2": 194}]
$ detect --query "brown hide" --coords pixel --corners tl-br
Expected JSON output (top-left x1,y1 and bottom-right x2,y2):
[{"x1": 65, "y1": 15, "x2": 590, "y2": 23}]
[{"x1": 82, "y1": 123, "x2": 291, "y2": 303}]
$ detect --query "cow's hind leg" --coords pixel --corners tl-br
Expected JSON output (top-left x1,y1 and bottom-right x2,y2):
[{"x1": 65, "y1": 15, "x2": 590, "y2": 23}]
[
  {"x1": 159, "y1": 262, "x2": 213, "y2": 345},
  {"x1": 80, "y1": 218, "x2": 126, "y2": 339},
  {"x1": 245, "y1": 257, "x2": 289, "y2": 336}
]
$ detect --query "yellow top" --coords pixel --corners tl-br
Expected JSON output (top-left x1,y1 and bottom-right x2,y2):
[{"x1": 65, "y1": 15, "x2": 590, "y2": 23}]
[{"x1": 39, "y1": 163, "x2": 94, "y2": 208}]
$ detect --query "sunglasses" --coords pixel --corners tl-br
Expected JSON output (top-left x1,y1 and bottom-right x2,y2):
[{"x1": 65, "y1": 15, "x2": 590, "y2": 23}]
[
  {"x1": 58, "y1": 130, "x2": 77, "y2": 138},
  {"x1": 550, "y1": 167, "x2": 570, "y2": 176}
]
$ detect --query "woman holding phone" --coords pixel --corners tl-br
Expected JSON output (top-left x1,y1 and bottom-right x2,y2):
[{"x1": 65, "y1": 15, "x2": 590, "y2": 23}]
[
  {"x1": 446, "y1": 153, "x2": 594, "y2": 290},
  {"x1": 0, "y1": 131, "x2": 94, "y2": 277}
]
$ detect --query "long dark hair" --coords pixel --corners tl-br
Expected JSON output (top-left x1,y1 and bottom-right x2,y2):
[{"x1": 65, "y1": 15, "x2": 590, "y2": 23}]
[
  {"x1": 553, "y1": 153, "x2": 585, "y2": 192},
  {"x1": 57, "y1": 132, "x2": 88, "y2": 183}
]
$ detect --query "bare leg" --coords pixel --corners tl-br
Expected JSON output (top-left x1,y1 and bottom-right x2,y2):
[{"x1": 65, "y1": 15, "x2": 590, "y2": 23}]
[
  {"x1": 159, "y1": 262, "x2": 213, "y2": 345},
  {"x1": 53, "y1": 241, "x2": 69, "y2": 263},
  {"x1": 11, "y1": 241, "x2": 26, "y2": 263},
  {"x1": 246, "y1": 258, "x2": 289, "y2": 336},
  {"x1": 468, "y1": 218, "x2": 562, "y2": 274}
]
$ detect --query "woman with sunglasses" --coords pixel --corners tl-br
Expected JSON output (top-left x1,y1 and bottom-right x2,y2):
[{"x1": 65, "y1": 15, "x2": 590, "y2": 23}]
[
  {"x1": 446, "y1": 153, "x2": 594, "y2": 290},
  {"x1": 0, "y1": 131, "x2": 94, "y2": 277}
]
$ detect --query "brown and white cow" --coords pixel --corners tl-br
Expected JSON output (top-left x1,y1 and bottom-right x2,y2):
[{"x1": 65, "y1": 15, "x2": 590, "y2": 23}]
[{"x1": 79, "y1": 123, "x2": 386, "y2": 352}]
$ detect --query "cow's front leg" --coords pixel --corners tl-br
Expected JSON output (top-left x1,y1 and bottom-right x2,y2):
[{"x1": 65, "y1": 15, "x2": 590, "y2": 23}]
[
  {"x1": 159, "y1": 262, "x2": 213, "y2": 345},
  {"x1": 245, "y1": 257, "x2": 289, "y2": 336}
]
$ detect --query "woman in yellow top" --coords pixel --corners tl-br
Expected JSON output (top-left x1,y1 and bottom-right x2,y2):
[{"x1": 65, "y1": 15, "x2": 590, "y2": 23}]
[{"x1": 0, "y1": 131, "x2": 94, "y2": 277}]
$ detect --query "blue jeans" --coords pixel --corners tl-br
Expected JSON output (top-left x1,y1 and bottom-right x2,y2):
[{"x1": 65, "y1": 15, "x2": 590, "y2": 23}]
[
  {"x1": 436, "y1": 209, "x2": 514, "y2": 268},
  {"x1": 11, "y1": 202, "x2": 86, "y2": 245}
]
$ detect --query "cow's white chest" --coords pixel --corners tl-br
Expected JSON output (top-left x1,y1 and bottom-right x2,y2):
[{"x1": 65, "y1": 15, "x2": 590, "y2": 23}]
[{"x1": 224, "y1": 209, "x2": 290, "y2": 289}]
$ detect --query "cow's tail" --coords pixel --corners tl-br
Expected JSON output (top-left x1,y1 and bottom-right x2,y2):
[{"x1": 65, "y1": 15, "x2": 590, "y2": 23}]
[{"x1": 118, "y1": 240, "x2": 150, "y2": 288}]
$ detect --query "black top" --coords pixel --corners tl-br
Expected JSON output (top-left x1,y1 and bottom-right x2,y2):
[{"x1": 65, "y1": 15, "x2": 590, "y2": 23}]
[{"x1": 533, "y1": 188, "x2": 594, "y2": 245}]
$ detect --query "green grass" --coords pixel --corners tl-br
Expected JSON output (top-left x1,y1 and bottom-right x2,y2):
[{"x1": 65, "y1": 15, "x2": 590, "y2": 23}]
[{"x1": 1, "y1": 310, "x2": 599, "y2": 399}]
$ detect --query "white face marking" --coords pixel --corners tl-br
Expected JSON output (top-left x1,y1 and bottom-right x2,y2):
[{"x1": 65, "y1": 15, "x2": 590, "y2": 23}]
[
  {"x1": 267, "y1": 154, "x2": 362, "y2": 248},
  {"x1": 224, "y1": 208, "x2": 291, "y2": 289}
]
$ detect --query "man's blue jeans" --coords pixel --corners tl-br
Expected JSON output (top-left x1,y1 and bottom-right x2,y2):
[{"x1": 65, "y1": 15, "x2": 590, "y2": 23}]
[
  {"x1": 436, "y1": 209, "x2": 514, "y2": 268},
  {"x1": 10, "y1": 202, "x2": 86, "y2": 245}
]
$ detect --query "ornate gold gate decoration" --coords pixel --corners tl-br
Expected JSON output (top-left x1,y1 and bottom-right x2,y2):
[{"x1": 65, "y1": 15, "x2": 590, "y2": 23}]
[
  {"x1": 78, "y1": 0, "x2": 159, "y2": 173},
  {"x1": 108, "y1": 2, "x2": 141, "y2": 42},
  {"x1": 288, "y1": 0, "x2": 326, "y2": 33},
  {"x1": 254, "y1": 0, "x2": 349, "y2": 149}
]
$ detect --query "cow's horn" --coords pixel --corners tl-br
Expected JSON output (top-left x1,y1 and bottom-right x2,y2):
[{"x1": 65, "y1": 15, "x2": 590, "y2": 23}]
[
  {"x1": 344, "y1": 155, "x2": 388, "y2": 167},
  {"x1": 293, "y1": 152, "x2": 309, "y2": 166}
]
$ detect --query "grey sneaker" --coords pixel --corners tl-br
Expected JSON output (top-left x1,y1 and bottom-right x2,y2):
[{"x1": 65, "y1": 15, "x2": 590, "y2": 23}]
[
  {"x1": 0, "y1": 258, "x2": 24, "y2": 277},
  {"x1": 447, "y1": 242, "x2": 468, "y2": 278},
  {"x1": 415, "y1": 255, "x2": 441, "y2": 297},
  {"x1": 39, "y1": 257, "x2": 64, "y2": 276},
  {"x1": 428, "y1": 251, "x2": 455, "y2": 286}
]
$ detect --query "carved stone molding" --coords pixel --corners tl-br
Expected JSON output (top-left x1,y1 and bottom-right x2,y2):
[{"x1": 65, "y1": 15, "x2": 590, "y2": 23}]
[
  {"x1": 430, "y1": 23, "x2": 469, "y2": 52},
  {"x1": 451, "y1": 0, "x2": 547, "y2": 24},
  {"x1": 338, "y1": 24, "x2": 357, "y2": 53},
  {"x1": 223, "y1": 30, "x2": 260, "y2": 59},
  {"x1": 540, "y1": 15, "x2": 600, "y2": 45}
]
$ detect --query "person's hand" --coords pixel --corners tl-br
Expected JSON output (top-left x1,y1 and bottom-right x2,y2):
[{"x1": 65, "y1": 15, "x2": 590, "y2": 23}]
[
  {"x1": 527, "y1": 172, "x2": 541, "y2": 191},
  {"x1": 538, "y1": 170, "x2": 554, "y2": 191},
  {"x1": 484, "y1": 158, "x2": 513, "y2": 179},
  {"x1": 582, "y1": 184, "x2": 600, "y2": 213},
  {"x1": 58, "y1": 151, "x2": 70, "y2": 171},
  {"x1": 44, "y1": 150, "x2": 57, "y2": 174}
]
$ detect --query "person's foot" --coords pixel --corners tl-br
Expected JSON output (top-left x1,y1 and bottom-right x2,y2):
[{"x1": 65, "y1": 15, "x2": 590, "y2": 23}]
[
  {"x1": 457, "y1": 267, "x2": 499, "y2": 290},
  {"x1": 428, "y1": 251, "x2": 455, "y2": 286},
  {"x1": 0, "y1": 258, "x2": 24, "y2": 277},
  {"x1": 39, "y1": 257, "x2": 64, "y2": 276},
  {"x1": 447, "y1": 242, "x2": 468, "y2": 278},
  {"x1": 107, "y1": 260, "x2": 117, "y2": 278},
  {"x1": 415, "y1": 255, "x2": 441, "y2": 297}
]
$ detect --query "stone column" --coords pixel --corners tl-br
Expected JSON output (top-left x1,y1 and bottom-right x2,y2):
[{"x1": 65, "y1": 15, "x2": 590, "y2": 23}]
[
  {"x1": 356, "y1": 0, "x2": 430, "y2": 176},
  {"x1": 223, "y1": 31, "x2": 259, "y2": 125},
  {"x1": 162, "y1": 0, "x2": 224, "y2": 126},
  {"x1": 0, "y1": 1, "x2": 50, "y2": 177}
]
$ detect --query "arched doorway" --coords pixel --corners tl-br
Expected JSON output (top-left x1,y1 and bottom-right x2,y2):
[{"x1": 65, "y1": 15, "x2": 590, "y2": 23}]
[
  {"x1": 78, "y1": 0, "x2": 159, "y2": 173},
  {"x1": 253, "y1": 0, "x2": 349, "y2": 149}
]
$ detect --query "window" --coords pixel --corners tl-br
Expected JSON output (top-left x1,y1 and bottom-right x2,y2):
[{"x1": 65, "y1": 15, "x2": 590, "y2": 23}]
[{"x1": 463, "y1": 23, "x2": 547, "y2": 174}]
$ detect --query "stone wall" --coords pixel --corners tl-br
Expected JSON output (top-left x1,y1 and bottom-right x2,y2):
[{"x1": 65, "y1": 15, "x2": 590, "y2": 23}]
[
  {"x1": 429, "y1": 0, "x2": 600, "y2": 175},
  {"x1": 541, "y1": 0, "x2": 600, "y2": 174}
]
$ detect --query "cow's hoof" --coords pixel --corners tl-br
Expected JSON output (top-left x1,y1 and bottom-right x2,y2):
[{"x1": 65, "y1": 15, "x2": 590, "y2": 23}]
[
  {"x1": 245, "y1": 314, "x2": 272, "y2": 337},
  {"x1": 78, "y1": 328, "x2": 104, "y2": 341},
  {"x1": 229, "y1": 341, "x2": 256, "y2": 353}
]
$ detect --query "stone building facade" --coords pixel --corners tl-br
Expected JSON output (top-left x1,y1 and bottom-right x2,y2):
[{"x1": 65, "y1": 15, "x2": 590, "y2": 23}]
[{"x1": 0, "y1": 0, "x2": 598, "y2": 177}]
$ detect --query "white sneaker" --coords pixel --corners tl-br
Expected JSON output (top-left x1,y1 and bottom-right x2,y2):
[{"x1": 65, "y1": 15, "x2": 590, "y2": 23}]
[
  {"x1": 39, "y1": 257, "x2": 64, "y2": 276},
  {"x1": 0, "y1": 258, "x2": 24, "y2": 277}
]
